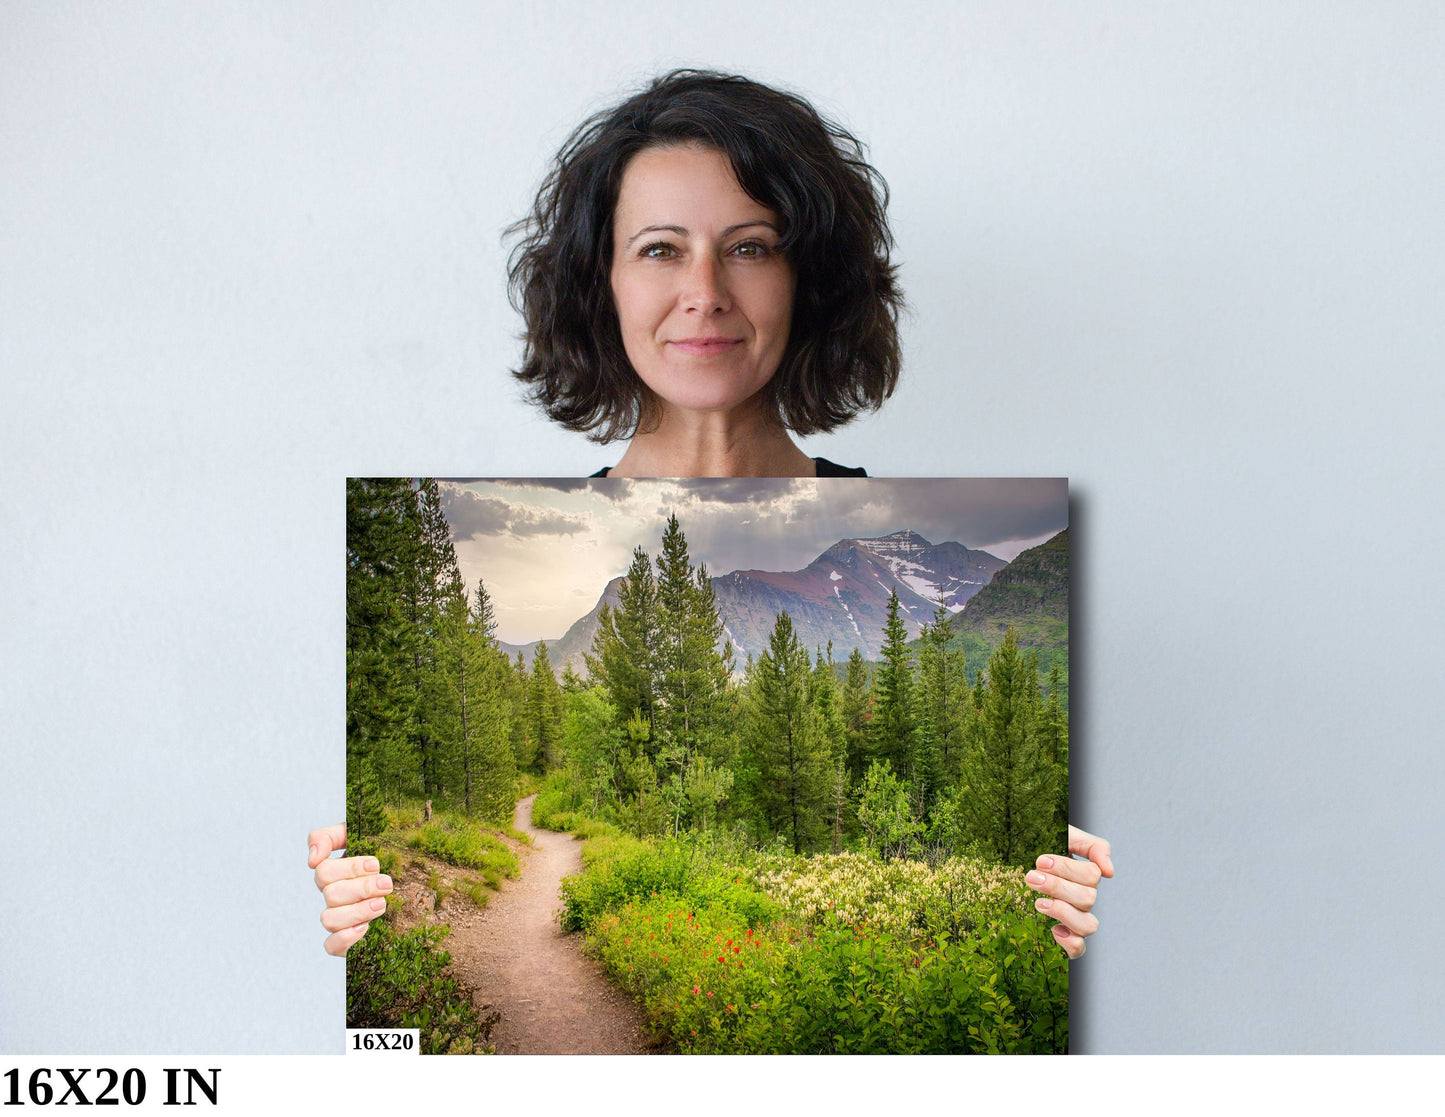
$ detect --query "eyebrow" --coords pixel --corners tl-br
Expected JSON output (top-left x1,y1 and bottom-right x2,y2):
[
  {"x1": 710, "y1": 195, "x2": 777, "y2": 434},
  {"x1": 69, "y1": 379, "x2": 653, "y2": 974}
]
[{"x1": 622, "y1": 220, "x2": 779, "y2": 248}]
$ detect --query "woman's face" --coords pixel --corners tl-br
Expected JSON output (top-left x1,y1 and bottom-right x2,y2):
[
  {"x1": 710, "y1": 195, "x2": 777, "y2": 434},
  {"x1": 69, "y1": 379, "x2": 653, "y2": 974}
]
[{"x1": 609, "y1": 143, "x2": 795, "y2": 421}]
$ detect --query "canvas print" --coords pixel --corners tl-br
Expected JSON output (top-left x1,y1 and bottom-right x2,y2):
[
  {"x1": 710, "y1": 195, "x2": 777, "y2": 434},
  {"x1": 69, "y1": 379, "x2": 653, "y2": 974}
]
[{"x1": 345, "y1": 477, "x2": 1070, "y2": 1054}]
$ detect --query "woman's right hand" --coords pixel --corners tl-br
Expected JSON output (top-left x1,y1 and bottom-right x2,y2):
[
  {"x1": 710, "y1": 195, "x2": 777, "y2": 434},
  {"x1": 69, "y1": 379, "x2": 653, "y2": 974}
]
[{"x1": 308, "y1": 823, "x2": 393, "y2": 956}]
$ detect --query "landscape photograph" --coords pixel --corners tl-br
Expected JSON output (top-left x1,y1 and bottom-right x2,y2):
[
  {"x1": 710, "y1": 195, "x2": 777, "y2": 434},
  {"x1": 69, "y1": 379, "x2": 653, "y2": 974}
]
[{"x1": 345, "y1": 476, "x2": 1071, "y2": 1054}]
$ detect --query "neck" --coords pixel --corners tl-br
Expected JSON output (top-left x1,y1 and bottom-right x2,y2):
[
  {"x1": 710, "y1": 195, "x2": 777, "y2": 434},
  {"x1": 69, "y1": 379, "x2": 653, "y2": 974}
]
[{"x1": 609, "y1": 400, "x2": 815, "y2": 478}]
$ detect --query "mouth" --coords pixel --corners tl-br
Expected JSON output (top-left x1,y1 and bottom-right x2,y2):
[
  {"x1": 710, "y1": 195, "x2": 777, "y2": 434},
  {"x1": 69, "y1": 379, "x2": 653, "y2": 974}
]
[{"x1": 667, "y1": 337, "x2": 744, "y2": 356}]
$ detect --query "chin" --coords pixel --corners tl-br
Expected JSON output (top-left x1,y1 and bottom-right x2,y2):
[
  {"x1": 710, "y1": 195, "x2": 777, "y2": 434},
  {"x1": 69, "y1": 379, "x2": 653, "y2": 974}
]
[{"x1": 645, "y1": 375, "x2": 774, "y2": 419}]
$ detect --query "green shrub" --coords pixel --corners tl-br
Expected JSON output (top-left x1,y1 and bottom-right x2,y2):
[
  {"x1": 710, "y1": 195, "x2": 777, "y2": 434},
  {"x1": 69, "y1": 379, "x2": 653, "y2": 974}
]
[
  {"x1": 405, "y1": 822, "x2": 519, "y2": 879},
  {"x1": 585, "y1": 898, "x2": 1065, "y2": 1054},
  {"x1": 750, "y1": 850, "x2": 1032, "y2": 940},
  {"x1": 561, "y1": 835, "x2": 1065, "y2": 1053},
  {"x1": 345, "y1": 920, "x2": 497, "y2": 1054}
]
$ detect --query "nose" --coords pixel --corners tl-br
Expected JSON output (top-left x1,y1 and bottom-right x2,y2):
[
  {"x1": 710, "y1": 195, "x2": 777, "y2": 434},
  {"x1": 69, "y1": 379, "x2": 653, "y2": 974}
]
[{"x1": 680, "y1": 254, "x2": 731, "y2": 314}]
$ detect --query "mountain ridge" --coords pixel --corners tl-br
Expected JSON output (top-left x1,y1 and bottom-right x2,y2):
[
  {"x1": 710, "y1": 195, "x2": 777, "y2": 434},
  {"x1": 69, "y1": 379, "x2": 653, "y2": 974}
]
[{"x1": 500, "y1": 529, "x2": 1026, "y2": 675}]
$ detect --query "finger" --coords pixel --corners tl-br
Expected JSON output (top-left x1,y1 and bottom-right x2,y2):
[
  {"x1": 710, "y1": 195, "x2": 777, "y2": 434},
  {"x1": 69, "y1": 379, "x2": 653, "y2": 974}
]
[
  {"x1": 314, "y1": 854, "x2": 381, "y2": 891},
  {"x1": 321, "y1": 896, "x2": 389, "y2": 933},
  {"x1": 1034, "y1": 852, "x2": 1102, "y2": 889},
  {"x1": 1068, "y1": 826, "x2": 1114, "y2": 877},
  {"x1": 322, "y1": 872, "x2": 394, "y2": 908},
  {"x1": 1034, "y1": 895, "x2": 1099, "y2": 939},
  {"x1": 307, "y1": 824, "x2": 348, "y2": 869},
  {"x1": 1025, "y1": 867, "x2": 1097, "y2": 912},
  {"x1": 323, "y1": 921, "x2": 371, "y2": 957},
  {"x1": 1051, "y1": 923, "x2": 1085, "y2": 960}
]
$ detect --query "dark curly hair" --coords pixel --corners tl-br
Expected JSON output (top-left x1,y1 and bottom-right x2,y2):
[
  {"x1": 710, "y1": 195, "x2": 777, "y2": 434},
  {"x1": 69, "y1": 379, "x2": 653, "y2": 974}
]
[{"x1": 507, "y1": 69, "x2": 903, "y2": 444}]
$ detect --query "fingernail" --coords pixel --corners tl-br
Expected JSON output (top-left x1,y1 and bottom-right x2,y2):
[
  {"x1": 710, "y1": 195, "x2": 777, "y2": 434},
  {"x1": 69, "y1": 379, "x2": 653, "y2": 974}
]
[
  {"x1": 309, "y1": 844, "x2": 318, "y2": 863},
  {"x1": 377, "y1": 875, "x2": 393, "y2": 891},
  {"x1": 1038, "y1": 856, "x2": 1055, "y2": 870},
  {"x1": 369, "y1": 898, "x2": 385, "y2": 912},
  {"x1": 1052, "y1": 924, "x2": 1068, "y2": 936},
  {"x1": 1035, "y1": 898, "x2": 1052, "y2": 912},
  {"x1": 364, "y1": 858, "x2": 380, "y2": 873},
  {"x1": 1026, "y1": 871, "x2": 1046, "y2": 886}
]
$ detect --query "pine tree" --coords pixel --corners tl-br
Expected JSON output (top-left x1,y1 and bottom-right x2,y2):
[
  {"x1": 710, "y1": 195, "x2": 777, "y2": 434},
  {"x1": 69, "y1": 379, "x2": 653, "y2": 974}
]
[
  {"x1": 745, "y1": 611, "x2": 832, "y2": 854},
  {"x1": 526, "y1": 641, "x2": 564, "y2": 772},
  {"x1": 509, "y1": 650, "x2": 534, "y2": 773},
  {"x1": 441, "y1": 576, "x2": 515, "y2": 821},
  {"x1": 617, "y1": 710, "x2": 666, "y2": 838},
  {"x1": 398, "y1": 479, "x2": 461, "y2": 798},
  {"x1": 915, "y1": 601, "x2": 966, "y2": 816},
  {"x1": 840, "y1": 647, "x2": 872, "y2": 781},
  {"x1": 346, "y1": 477, "x2": 421, "y2": 808},
  {"x1": 682, "y1": 753, "x2": 734, "y2": 834},
  {"x1": 586, "y1": 546, "x2": 659, "y2": 743},
  {"x1": 653, "y1": 515, "x2": 731, "y2": 820},
  {"x1": 471, "y1": 577, "x2": 498, "y2": 644},
  {"x1": 810, "y1": 645, "x2": 849, "y2": 851},
  {"x1": 867, "y1": 590, "x2": 917, "y2": 780},
  {"x1": 346, "y1": 754, "x2": 388, "y2": 841},
  {"x1": 431, "y1": 569, "x2": 472, "y2": 804},
  {"x1": 959, "y1": 628, "x2": 1056, "y2": 864},
  {"x1": 1039, "y1": 661, "x2": 1070, "y2": 846}
]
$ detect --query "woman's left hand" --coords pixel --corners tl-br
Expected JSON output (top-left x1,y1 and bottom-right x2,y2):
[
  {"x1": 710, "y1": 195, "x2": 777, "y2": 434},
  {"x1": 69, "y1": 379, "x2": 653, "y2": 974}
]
[{"x1": 1026, "y1": 826, "x2": 1114, "y2": 959}]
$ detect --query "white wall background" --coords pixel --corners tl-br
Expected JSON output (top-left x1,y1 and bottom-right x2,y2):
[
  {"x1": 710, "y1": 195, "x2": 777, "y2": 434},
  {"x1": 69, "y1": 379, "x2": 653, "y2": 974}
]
[{"x1": 3, "y1": 2, "x2": 1442, "y2": 1054}]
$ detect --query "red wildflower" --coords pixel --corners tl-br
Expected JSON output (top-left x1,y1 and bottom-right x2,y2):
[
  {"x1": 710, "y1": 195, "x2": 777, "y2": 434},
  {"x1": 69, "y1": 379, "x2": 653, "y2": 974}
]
[
  {"x1": 706, "y1": 991, "x2": 714, "y2": 998},
  {"x1": 692, "y1": 986, "x2": 700, "y2": 995}
]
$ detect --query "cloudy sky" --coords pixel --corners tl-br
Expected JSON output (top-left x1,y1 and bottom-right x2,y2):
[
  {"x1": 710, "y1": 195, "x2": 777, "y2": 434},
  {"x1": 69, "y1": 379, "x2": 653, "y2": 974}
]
[{"x1": 442, "y1": 478, "x2": 1066, "y2": 644}]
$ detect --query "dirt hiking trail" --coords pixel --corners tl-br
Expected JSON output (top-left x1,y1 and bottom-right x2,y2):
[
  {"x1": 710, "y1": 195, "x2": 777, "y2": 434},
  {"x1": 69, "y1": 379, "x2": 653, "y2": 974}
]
[{"x1": 407, "y1": 794, "x2": 659, "y2": 1054}]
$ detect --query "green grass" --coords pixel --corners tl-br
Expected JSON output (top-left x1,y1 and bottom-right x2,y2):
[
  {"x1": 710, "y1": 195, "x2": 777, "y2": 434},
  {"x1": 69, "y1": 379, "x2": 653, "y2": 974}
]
[
  {"x1": 404, "y1": 820, "x2": 520, "y2": 879},
  {"x1": 461, "y1": 878, "x2": 492, "y2": 908}
]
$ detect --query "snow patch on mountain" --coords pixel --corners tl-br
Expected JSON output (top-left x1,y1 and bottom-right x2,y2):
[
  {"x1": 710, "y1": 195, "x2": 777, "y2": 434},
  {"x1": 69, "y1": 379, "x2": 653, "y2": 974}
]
[
  {"x1": 832, "y1": 585, "x2": 861, "y2": 636},
  {"x1": 858, "y1": 531, "x2": 956, "y2": 605}
]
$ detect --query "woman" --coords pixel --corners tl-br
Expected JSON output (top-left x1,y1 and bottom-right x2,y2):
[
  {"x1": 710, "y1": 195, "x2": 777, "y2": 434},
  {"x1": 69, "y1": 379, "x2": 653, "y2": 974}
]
[{"x1": 312, "y1": 70, "x2": 1112, "y2": 960}]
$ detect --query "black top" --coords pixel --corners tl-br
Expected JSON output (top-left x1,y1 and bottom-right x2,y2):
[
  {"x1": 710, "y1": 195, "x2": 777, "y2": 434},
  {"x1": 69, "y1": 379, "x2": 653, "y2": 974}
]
[{"x1": 590, "y1": 456, "x2": 866, "y2": 478}]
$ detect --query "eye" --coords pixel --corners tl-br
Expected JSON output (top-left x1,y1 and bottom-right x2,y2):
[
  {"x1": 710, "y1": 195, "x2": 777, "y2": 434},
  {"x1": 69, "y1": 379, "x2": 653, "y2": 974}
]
[
  {"x1": 639, "y1": 241, "x2": 677, "y2": 259},
  {"x1": 730, "y1": 240, "x2": 771, "y2": 258}
]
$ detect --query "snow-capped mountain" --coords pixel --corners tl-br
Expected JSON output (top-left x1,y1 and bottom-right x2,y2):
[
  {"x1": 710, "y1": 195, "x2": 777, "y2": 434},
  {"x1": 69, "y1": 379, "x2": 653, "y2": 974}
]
[
  {"x1": 501, "y1": 530, "x2": 1007, "y2": 674},
  {"x1": 713, "y1": 531, "x2": 1006, "y2": 663},
  {"x1": 844, "y1": 530, "x2": 1002, "y2": 614}
]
